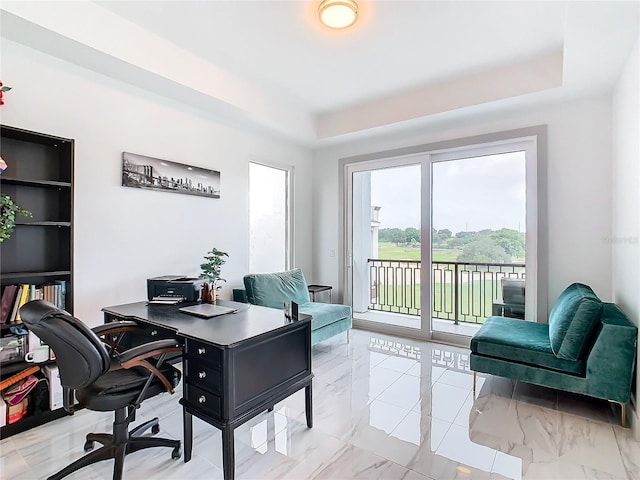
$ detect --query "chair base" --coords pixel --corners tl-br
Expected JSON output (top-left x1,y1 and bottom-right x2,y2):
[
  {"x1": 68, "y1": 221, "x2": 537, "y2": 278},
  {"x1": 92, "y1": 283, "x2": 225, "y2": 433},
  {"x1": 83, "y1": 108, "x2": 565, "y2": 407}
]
[{"x1": 48, "y1": 409, "x2": 181, "y2": 480}]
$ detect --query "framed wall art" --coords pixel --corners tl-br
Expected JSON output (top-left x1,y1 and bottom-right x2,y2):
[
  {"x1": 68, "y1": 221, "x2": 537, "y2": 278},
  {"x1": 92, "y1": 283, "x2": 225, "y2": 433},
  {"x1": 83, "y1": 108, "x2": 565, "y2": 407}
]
[{"x1": 122, "y1": 152, "x2": 221, "y2": 198}]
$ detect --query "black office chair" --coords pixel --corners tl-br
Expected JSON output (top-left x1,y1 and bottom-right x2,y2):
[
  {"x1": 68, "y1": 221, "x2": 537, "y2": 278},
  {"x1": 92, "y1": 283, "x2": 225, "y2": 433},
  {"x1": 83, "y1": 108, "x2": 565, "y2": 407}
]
[{"x1": 20, "y1": 300, "x2": 183, "y2": 480}]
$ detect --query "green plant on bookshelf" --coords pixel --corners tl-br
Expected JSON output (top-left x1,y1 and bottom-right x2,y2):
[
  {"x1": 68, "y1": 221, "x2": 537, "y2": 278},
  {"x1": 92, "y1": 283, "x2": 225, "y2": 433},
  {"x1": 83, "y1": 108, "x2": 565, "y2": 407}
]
[{"x1": 0, "y1": 194, "x2": 32, "y2": 242}]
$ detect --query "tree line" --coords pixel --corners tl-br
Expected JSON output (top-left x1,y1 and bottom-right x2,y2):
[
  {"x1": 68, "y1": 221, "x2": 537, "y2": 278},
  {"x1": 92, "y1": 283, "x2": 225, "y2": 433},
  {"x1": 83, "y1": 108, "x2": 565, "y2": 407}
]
[{"x1": 378, "y1": 227, "x2": 525, "y2": 263}]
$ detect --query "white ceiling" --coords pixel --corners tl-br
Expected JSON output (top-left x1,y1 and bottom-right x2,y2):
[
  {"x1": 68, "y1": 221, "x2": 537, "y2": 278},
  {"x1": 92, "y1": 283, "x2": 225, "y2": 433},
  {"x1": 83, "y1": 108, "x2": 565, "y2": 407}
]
[{"x1": 1, "y1": 1, "x2": 639, "y2": 145}]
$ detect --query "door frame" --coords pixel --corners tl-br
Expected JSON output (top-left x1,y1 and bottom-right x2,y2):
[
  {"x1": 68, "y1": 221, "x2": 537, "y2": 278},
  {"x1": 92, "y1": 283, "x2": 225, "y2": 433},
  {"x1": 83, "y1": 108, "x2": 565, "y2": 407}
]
[
  {"x1": 345, "y1": 154, "x2": 432, "y2": 340},
  {"x1": 339, "y1": 126, "x2": 548, "y2": 345}
]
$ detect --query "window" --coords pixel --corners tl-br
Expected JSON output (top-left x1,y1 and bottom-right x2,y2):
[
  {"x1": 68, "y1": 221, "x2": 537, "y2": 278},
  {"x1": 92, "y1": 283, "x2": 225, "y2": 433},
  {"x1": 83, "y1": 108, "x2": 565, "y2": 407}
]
[{"x1": 249, "y1": 162, "x2": 291, "y2": 273}]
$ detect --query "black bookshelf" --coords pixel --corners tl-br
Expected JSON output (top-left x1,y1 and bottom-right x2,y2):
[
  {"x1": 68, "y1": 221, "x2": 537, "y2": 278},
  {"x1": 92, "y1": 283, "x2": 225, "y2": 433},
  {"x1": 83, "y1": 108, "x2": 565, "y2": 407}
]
[{"x1": 0, "y1": 125, "x2": 74, "y2": 438}]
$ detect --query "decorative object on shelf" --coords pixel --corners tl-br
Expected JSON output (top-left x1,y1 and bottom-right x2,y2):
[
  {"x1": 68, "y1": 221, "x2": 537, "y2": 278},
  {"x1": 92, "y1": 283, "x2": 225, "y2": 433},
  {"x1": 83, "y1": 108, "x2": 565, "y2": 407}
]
[
  {"x1": 0, "y1": 194, "x2": 32, "y2": 242},
  {"x1": 0, "y1": 156, "x2": 6, "y2": 173},
  {"x1": 0, "y1": 82, "x2": 11, "y2": 106},
  {"x1": 122, "y1": 151, "x2": 221, "y2": 198},
  {"x1": 200, "y1": 247, "x2": 228, "y2": 303}
]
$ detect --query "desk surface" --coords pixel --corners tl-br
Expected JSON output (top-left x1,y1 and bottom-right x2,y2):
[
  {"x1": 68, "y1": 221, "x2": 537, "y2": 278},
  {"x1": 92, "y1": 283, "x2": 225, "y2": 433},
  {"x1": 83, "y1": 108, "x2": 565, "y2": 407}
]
[{"x1": 102, "y1": 300, "x2": 311, "y2": 347}]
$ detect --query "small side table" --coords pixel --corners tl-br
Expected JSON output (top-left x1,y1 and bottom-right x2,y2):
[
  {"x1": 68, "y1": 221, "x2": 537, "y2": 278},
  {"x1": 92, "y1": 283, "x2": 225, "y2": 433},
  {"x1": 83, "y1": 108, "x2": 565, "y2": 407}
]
[
  {"x1": 492, "y1": 299, "x2": 525, "y2": 319},
  {"x1": 307, "y1": 284, "x2": 332, "y2": 303}
]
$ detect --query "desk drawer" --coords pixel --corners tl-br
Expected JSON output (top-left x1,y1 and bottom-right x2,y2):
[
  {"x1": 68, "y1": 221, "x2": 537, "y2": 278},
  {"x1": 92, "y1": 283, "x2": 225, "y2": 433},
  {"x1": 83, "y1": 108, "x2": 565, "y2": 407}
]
[
  {"x1": 185, "y1": 384, "x2": 221, "y2": 418},
  {"x1": 184, "y1": 357, "x2": 222, "y2": 393},
  {"x1": 184, "y1": 339, "x2": 221, "y2": 367}
]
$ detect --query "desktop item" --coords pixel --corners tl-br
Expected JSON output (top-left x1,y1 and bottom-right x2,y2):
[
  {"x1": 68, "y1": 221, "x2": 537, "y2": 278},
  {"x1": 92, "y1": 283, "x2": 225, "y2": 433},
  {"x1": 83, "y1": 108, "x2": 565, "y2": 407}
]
[
  {"x1": 179, "y1": 303, "x2": 237, "y2": 318},
  {"x1": 147, "y1": 275, "x2": 205, "y2": 303}
]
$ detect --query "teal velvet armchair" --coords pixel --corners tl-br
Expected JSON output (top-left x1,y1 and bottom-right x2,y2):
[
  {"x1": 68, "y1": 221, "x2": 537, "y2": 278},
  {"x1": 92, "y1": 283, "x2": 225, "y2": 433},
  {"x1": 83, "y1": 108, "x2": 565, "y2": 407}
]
[
  {"x1": 243, "y1": 268, "x2": 352, "y2": 346},
  {"x1": 470, "y1": 283, "x2": 638, "y2": 427}
]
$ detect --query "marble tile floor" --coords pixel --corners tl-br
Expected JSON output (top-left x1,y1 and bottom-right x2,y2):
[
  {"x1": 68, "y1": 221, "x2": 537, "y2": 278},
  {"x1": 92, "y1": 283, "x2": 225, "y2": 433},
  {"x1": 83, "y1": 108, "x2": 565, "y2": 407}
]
[{"x1": 1, "y1": 329, "x2": 638, "y2": 479}]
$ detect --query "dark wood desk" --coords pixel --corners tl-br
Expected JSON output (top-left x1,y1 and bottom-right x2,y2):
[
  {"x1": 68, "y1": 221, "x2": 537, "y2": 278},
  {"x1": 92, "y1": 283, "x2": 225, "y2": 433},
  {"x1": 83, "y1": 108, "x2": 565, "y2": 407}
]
[{"x1": 102, "y1": 300, "x2": 313, "y2": 480}]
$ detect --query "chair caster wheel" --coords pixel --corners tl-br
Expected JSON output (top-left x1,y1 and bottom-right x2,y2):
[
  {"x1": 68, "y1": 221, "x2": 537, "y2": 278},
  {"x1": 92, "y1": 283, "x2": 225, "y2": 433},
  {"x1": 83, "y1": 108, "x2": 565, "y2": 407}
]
[
  {"x1": 152, "y1": 424, "x2": 160, "y2": 435},
  {"x1": 171, "y1": 446, "x2": 182, "y2": 460},
  {"x1": 84, "y1": 440, "x2": 95, "y2": 452}
]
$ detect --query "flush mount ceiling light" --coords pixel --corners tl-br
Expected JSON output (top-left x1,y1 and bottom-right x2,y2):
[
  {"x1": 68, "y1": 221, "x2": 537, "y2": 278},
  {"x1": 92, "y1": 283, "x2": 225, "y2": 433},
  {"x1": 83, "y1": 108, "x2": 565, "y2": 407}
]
[{"x1": 319, "y1": 0, "x2": 358, "y2": 29}]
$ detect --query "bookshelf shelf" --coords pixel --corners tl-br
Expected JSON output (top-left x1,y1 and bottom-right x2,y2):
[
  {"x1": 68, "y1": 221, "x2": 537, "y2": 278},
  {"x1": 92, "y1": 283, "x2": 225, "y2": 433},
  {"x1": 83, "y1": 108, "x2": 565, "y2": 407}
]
[
  {"x1": 1, "y1": 271, "x2": 73, "y2": 280},
  {"x1": 0, "y1": 178, "x2": 72, "y2": 188},
  {"x1": 0, "y1": 125, "x2": 74, "y2": 438},
  {"x1": 15, "y1": 221, "x2": 72, "y2": 227}
]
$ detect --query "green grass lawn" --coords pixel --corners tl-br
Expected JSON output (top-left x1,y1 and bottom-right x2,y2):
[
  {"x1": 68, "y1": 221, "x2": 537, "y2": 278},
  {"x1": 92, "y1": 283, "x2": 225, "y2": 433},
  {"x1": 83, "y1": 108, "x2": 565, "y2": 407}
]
[
  {"x1": 373, "y1": 241, "x2": 521, "y2": 323},
  {"x1": 375, "y1": 279, "x2": 500, "y2": 324},
  {"x1": 377, "y1": 241, "x2": 460, "y2": 262}
]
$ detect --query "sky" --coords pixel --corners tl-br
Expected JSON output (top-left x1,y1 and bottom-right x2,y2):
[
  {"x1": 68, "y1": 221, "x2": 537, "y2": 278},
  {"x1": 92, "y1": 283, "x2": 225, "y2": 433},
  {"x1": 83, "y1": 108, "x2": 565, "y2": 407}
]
[{"x1": 370, "y1": 152, "x2": 526, "y2": 234}]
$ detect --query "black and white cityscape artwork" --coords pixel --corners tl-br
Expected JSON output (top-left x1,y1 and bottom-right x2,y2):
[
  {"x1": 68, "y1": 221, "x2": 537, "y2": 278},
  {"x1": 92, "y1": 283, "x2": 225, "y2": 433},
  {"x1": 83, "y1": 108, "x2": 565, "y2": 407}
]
[{"x1": 122, "y1": 152, "x2": 221, "y2": 198}]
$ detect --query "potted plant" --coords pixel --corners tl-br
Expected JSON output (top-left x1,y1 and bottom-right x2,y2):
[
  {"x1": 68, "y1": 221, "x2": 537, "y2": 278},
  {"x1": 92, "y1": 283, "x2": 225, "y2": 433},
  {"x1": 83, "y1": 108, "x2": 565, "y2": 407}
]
[
  {"x1": 199, "y1": 247, "x2": 229, "y2": 303},
  {"x1": 0, "y1": 194, "x2": 31, "y2": 242}
]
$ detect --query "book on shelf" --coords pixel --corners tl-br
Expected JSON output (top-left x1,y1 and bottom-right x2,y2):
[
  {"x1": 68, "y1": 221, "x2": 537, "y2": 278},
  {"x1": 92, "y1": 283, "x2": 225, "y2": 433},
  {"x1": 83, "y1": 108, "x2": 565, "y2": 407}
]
[
  {"x1": 13, "y1": 284, "x2": 30, "y2": 323},
  {"x1": 3, "y1": 282, "x2": 68, "y2": 323},
  {"x1": 55, "y1": 280, "x2": 66, "y2": 310},
  {"x1": 0, "y1": 285, "x2": 19, "y2": 324},
  {"x1": 8, "y1": 286, "x2": 24, "y2": 323}
]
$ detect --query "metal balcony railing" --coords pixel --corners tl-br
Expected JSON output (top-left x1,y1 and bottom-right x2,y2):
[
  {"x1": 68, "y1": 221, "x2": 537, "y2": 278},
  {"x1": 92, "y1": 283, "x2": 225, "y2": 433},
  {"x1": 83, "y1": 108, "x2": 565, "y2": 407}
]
[{"x1": 368, "y1": 259, "x2": 525, "y2": 324}]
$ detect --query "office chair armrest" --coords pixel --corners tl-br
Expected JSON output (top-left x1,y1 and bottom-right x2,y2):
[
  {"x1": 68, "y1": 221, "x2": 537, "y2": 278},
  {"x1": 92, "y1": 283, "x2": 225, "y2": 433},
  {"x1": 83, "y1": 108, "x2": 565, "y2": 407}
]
[
  {"x1": 118, "y1": 338, "x2": 182, "y2": 363},
  {"x1": 92, "y1": 320, "x2": 141, "y2": 336},
  {"x1": 118, "y1": 339, "x2": 183, "y2": 394},
  {"x1": 92, "y1": 321, "x2": 142, "y2": 354}
]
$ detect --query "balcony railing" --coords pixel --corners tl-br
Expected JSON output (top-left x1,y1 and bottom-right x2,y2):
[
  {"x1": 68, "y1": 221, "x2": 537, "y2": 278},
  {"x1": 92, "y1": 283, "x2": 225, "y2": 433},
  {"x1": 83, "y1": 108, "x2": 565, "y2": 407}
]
[{"x1": 368, "y1": 259, "x2": 525, "y2": 324}]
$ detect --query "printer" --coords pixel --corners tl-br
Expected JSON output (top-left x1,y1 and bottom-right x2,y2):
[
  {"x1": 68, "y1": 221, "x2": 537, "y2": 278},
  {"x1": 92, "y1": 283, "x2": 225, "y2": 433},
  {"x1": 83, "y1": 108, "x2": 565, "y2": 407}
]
[{"x1": 147, "y1": 275, "x2": 205, "y2": 303}]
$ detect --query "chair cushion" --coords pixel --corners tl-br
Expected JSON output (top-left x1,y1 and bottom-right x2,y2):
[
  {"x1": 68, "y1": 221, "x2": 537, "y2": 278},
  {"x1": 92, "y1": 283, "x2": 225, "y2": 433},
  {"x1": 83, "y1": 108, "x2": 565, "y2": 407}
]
[
  {"x1": 244, "y1": 269, "x2": 310, "y2": 309},
  {"x1": 76, "y1": 363, "x2": 181, "y2": 412},
  {"x1": 299, "y1": 302, "x2": 352, "y2": 330},
  {"x1": 548, "y1": 283, "x2": 603, "y2": 361},
  {"x1": 471, "y1": 316, "x2": 585, "y2": 375}
]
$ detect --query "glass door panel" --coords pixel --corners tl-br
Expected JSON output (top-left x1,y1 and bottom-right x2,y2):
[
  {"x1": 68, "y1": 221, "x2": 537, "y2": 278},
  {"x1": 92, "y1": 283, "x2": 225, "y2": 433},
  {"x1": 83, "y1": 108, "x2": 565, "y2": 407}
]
[
  {"x1": 350, "y1": 163, "x2": 424, "y2": 332},
  {"x1": 431, "y1": 152, "x2": 526, "y2": 336}
]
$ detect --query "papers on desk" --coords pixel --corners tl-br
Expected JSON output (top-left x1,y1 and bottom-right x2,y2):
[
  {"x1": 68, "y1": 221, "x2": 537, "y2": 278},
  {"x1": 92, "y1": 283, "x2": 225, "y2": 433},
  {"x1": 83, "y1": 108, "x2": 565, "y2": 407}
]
[{"x1": 148, "y1": 295, "x2": 185, "y2": 305}]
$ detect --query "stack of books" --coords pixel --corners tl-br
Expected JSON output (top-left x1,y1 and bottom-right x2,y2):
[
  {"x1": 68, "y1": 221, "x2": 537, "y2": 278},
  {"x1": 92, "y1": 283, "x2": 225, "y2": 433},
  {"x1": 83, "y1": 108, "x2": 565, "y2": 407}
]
[{"x1": 0, "y1": 281, "x2": 67, "y2": 324}]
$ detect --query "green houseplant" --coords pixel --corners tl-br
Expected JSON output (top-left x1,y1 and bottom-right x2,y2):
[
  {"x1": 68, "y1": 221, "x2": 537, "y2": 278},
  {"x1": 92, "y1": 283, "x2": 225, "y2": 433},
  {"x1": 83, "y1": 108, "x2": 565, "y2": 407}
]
[
  {"x1": 0, "y1": 194, "x2": 31, "y2": 242},
  {"x1": 200, "y1": 247, "x2": 229, "y2": 302}
]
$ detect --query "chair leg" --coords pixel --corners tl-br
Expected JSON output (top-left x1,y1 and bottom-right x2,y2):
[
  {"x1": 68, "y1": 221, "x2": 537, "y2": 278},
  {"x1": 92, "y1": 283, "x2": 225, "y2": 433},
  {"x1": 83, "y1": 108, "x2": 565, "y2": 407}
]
[
  {"x1": 85, "y1": 433, "x2": 111, "y2": 451},
  {"x1": 127, "y1": 436, "x2": 181, "y2": 455},
  {"x1": 347, "y1": 329, "x2": 350, "y2": 344},
  {"x1": 473, "y1": 371, "x2": 477, "y2": 395},
  {"x1": 609, "y1": 400, "x2": 627, "y2": 428},
  {"x1": 47, "y1": 407, "x2": 180, "y2": 480},
  {"x1": 113, "y1": 444, "x2": 126, "y2": 480},
  {"x1": 48, "y1": 445, "x2": 117, "y2": 480},
  {"x1": 130, "y1": 417, "x2": 159, "y2": 438}
]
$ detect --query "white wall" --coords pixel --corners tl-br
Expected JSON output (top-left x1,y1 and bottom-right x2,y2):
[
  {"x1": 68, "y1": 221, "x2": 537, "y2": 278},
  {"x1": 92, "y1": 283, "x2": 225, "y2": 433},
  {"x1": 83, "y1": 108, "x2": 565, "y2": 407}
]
[
  {"x1": 612, "y1": 36, "x2": 639, "y2": 427},
  {"x1": 313, "y1": 94, "x2": 614, "y2": 309},
  {"x1": 1, "y1": 40, "x2": 313, "y2": 325}
]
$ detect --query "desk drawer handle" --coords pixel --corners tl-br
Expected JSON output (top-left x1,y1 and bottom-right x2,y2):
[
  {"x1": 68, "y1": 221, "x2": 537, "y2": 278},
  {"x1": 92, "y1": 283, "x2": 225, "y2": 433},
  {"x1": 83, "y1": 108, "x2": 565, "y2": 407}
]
[
  {"x1": 198, "y1": 347, "x2": 206, "y2": 355},
  {"x1": 151, "y1": 330, "x2": 158, "y2": 336},
  {"x1": 198, "y1": 371, "x2": 206, "y2": 379},
  {"x1": 198, "y1": 395, "x2": 206, "y2": 404}
]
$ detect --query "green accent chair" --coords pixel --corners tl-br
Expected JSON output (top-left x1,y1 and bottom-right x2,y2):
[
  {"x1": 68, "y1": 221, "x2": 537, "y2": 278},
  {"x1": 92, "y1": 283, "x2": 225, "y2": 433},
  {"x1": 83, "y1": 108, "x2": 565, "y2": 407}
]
[
  {"x1": 470, "y1": 283, "x2": 638, "y2": 427},
  {"x1": 242, "y1": 268, "x2": 352, "y2": 346}
]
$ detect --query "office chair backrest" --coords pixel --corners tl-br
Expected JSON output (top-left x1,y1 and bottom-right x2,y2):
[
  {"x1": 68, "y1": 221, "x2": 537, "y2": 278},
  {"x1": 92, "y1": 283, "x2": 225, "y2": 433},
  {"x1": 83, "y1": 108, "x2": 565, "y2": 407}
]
[{"x1": 20, "y1": 300, "x2": 111, "y2": 390}]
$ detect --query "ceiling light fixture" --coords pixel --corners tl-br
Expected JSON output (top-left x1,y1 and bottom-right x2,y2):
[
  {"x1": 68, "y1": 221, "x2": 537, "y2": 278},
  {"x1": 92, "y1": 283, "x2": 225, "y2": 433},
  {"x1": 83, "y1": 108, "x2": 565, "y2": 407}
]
[{"x1": 319, "y1": 0, "x2": 358, "y2": 29}]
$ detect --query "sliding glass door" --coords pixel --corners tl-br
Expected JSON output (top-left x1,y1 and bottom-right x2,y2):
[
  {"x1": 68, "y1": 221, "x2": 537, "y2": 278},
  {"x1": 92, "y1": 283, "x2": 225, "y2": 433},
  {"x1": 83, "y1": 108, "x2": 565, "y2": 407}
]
[{"x1": 345, "y1": 135, "x2": 539, "y2": 342}]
